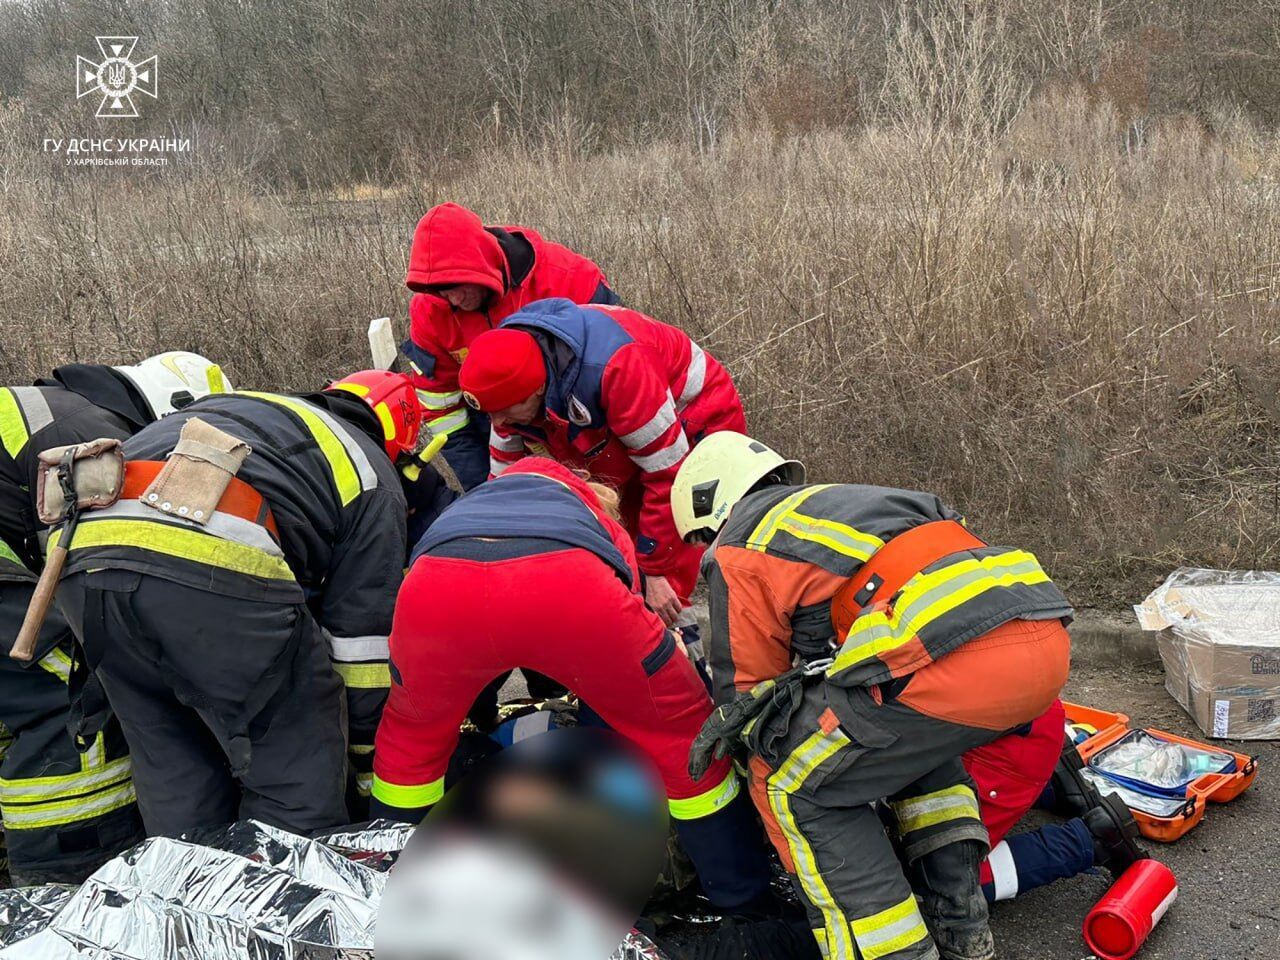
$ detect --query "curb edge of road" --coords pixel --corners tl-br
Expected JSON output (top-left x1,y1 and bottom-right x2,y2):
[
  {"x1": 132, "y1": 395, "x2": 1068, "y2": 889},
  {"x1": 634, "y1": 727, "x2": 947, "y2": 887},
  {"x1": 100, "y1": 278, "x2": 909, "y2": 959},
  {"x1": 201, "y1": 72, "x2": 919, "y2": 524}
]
[{"x1": 687, "y1": 605, "x2": 1160, "y2": 667}]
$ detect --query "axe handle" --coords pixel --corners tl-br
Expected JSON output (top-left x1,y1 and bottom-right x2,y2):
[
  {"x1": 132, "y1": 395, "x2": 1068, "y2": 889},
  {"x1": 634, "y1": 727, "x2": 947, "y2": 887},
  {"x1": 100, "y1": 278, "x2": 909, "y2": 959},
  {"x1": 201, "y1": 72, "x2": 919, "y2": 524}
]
[{"x1": 10, "y1": 544, "x2": 68, "y2": 662}]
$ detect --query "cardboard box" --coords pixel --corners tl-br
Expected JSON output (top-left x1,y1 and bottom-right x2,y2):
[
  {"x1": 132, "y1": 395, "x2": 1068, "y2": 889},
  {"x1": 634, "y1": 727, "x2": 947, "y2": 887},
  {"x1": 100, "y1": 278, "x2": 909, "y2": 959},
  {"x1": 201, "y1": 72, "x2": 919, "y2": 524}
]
[{"x1": 1138, "y1": 571, "x2": 1280, "y2": 740}]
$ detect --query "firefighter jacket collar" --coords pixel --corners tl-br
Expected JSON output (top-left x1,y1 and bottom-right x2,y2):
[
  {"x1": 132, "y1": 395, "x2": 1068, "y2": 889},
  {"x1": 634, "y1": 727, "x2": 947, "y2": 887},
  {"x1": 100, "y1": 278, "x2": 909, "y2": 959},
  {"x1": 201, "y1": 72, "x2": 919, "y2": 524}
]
[{"x1": 37, "y1": 364, "x2": 154, "y2": 432}]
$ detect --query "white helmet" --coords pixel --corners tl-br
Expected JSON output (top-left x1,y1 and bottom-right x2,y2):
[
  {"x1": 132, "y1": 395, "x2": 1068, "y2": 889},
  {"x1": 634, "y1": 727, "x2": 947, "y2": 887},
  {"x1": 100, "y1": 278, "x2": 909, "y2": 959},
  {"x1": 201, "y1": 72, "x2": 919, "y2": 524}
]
[
  {"x1": 113, "y1": 351, "x2": 231, "y2": 418},
  {"x1": 671, "y1": 431, "x2": 805, "y2": 543}
]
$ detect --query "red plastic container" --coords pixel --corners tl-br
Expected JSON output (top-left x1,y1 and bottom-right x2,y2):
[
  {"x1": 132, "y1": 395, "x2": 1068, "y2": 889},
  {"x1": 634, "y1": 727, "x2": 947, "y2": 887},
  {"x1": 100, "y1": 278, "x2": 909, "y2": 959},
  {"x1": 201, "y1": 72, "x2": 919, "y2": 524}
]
[{"x1": 1083, "y1": 859, "x2": 1179, "y2": 960}]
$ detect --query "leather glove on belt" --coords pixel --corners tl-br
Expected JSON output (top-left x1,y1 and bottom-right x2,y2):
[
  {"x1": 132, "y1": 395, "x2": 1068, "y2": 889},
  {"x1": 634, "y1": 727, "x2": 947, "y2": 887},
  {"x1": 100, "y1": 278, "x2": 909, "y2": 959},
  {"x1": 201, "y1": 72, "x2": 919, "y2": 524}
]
[{"x1": 688, "y1": 664, "x2": 809, "y2": 780}]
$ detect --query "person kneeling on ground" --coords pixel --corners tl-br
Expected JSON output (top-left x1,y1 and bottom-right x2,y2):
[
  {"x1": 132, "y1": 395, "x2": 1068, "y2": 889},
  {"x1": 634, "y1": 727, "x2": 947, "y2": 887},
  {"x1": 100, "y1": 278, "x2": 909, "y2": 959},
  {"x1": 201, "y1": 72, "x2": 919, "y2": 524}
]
[
  {"x1": 369, "y1": 456, "x2": 779, "y2": 920},
  {"x1": 965, "y1": 701, "x2": 1146, "y2": 903},
  {"x1": 0, "y1": 352, "x2": 229, "y2": 883},
  {"x1": 672, "y1": 432, "x2": 1075, "y2": 960},
  {"x1": 56, "y1": 371, "x2": 446, "y2": 836}
]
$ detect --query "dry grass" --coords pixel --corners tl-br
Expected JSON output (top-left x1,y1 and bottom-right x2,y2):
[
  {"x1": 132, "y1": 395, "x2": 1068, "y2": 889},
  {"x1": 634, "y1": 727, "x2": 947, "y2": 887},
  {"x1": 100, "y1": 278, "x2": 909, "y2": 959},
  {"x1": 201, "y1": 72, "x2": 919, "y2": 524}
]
[{"x1": 2, "y1": 80, "x2": 1279, "y2": 607}]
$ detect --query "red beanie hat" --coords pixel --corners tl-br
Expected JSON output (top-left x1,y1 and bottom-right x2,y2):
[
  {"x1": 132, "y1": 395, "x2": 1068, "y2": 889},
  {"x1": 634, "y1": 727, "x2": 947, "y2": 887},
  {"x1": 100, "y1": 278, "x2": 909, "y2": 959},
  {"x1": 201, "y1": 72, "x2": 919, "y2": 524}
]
[{"x1": 459, "y1": 328, "x2": 547, "y2": 412}]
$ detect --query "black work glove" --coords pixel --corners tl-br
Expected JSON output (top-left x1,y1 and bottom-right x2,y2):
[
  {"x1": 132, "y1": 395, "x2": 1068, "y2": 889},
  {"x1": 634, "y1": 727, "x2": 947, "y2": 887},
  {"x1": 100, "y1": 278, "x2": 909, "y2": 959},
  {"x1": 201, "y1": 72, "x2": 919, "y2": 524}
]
[{"x1": 688, "y1": 679, "x2": 780, "y2": 781}]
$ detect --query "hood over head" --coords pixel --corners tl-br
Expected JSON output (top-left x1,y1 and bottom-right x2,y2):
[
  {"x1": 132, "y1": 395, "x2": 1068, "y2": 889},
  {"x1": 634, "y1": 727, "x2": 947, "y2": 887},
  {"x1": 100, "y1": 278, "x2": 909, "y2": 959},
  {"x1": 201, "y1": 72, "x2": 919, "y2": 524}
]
[{"x1": 406, "y1": 203, "x2": 508, "y2": 297}]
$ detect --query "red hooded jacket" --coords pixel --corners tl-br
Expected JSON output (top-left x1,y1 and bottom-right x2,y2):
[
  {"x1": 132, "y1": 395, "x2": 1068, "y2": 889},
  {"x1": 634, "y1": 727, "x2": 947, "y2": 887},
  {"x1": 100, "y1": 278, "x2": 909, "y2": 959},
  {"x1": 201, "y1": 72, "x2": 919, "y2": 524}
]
[
  {"x1": 483, "y1": 302, "x2": 747, "y2": 602},
  {"x1": 404, "y1": 203, "x2": 613, "y2": 439}
]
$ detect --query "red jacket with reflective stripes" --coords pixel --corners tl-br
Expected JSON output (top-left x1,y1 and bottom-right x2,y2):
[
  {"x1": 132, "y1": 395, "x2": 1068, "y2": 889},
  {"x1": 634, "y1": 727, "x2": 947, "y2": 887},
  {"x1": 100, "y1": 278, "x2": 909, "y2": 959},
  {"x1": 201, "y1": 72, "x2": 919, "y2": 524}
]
[
  {"x1": 403, "y1": 203, "x2": 613, "y2": 437},
  {"x1": 487, "y1": 301, "x2": 746, "y2": 599}
]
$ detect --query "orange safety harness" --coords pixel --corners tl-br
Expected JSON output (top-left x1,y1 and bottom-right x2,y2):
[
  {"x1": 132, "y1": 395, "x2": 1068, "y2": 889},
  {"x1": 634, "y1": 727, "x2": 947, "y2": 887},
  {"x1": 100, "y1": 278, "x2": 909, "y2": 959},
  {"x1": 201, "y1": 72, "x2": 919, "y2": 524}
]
[{"x1": 831, "y1": 519, "x2": 986, "y2": 640}]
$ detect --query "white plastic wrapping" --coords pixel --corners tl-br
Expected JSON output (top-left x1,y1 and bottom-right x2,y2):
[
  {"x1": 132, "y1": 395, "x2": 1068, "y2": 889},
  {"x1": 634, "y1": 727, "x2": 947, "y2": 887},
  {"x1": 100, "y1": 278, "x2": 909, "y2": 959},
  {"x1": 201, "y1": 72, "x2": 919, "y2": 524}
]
[
  {"x1": 1135, "y1": 568, "x2": 1280, "y2": 739},
  {"x1": 0, "y1": 820, "x2": 670, "y2": 960}
]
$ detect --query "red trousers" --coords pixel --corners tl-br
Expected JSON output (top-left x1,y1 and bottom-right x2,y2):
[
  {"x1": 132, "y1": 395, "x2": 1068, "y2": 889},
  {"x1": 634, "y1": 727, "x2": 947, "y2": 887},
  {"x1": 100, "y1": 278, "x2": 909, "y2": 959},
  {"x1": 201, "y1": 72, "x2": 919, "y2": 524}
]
[
  {"x1": 965, "y1": 699, "x2": 1066, "y2": 884},
  {"x1": 374, "y1": 546, "x2": 732, "y2": 805}
]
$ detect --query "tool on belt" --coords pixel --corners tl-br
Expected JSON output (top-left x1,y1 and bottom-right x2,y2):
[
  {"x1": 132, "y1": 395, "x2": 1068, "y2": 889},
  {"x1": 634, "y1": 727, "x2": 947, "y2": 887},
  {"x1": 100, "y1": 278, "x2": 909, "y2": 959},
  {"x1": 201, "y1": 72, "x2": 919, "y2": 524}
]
[
  {"x1": 10, "y1": 419, "x2": 269, "y2": 663},
  {"x1": 10, "y1": 439, "x2": 126, "y2": 661}
]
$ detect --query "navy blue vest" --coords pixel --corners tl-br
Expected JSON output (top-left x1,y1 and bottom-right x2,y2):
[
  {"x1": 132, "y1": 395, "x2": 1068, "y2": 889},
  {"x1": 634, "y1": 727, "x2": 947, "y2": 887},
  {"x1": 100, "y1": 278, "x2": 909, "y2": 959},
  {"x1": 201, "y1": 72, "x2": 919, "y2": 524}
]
[{"x1": 413, "y1": 473, "x2": 633, "y2": 586}]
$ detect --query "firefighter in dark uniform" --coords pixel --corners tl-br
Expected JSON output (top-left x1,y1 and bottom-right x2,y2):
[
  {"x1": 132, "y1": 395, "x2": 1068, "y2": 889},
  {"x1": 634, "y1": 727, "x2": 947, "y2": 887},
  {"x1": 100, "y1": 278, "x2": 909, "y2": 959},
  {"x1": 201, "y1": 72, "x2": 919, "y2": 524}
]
[
  {"x1": 55, "y1": 371, "x2": 437, "y2": 836},
  {"x1": 0, "y1": 353, "x2": 227, "y2": 883}
]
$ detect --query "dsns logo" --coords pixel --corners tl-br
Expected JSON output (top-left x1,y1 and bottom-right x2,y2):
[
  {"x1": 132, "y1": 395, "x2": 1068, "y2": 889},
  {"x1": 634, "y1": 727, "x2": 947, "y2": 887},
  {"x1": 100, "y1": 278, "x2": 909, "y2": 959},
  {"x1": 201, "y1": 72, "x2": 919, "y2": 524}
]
[{"x1": 76, "y1": 36, "x2": 158, "y2": 118}]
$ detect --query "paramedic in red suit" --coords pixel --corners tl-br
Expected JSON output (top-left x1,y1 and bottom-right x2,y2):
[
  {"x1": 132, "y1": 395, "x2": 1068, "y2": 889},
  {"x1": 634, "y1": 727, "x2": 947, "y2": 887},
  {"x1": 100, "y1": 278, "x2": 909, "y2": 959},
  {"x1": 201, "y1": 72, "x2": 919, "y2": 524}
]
[
  {"x1": 402, "y1": 202, "x2": 619, "y2": 491},
  {"x1": 457, "y1": 298, "x2": 747, "y2": 628},
  {"x1": 369, "y1": 457, "x2": 774, "y2": 915},
  {"x1": 964, "y1": 699, "x2": 1147, "y2": 902}
]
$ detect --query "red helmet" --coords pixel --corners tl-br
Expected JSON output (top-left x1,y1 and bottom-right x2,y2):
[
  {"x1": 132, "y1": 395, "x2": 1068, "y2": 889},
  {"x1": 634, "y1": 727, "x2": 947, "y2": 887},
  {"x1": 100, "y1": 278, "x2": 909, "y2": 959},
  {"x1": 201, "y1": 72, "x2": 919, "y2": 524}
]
[{"x1": 327, "y1": 370, "x2": 422, "y2": 458}]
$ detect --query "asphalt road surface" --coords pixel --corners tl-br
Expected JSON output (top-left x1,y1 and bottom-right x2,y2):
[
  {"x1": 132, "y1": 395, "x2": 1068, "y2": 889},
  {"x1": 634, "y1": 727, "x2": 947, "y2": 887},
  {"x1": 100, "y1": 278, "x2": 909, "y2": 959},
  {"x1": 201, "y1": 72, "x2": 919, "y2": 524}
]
[{"x1": 990, "y1": 661, "x2": 1279, "y2": 960}]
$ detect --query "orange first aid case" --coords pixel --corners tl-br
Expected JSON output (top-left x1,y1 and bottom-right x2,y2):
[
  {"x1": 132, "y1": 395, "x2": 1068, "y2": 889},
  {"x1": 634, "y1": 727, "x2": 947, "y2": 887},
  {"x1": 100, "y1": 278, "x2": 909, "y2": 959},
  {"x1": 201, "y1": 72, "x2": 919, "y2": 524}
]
[{"x1": 1062, "y1": 701, "x2": 1259, "y2": 843}]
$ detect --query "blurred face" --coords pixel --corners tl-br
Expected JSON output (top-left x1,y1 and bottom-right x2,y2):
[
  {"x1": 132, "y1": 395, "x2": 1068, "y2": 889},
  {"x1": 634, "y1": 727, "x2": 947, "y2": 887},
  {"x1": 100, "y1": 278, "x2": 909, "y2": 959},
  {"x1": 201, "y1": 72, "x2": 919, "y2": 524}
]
[
  {"x1": 489, "y1": 389, "x2": 545, "y2": 429},
  {"x1": 435, "y1": 283, "x2": 490, "y2": 312}
]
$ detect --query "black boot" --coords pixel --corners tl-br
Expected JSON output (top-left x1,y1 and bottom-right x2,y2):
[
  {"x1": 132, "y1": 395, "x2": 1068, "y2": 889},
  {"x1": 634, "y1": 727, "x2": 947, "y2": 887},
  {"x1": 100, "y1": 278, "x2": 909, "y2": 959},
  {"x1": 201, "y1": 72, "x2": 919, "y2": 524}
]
[
  {"x1": 1083, "y1": 793, "x2": 1148, "y2": 875},
  {"x1": 912, "y1": 839, "x2": 993, "y2": 960},
  {"x1": 1048, "y1": 735, "x2": 1105, "y2": 818}
]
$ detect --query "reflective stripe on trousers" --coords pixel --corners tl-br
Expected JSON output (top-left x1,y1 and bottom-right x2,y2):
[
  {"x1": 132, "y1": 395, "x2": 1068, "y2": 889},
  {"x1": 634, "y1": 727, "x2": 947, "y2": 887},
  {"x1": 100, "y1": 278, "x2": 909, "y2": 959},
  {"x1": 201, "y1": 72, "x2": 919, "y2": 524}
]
[
  {"x1": 767, "y1": 726, "x2": 860, "y2": 960},
  {"x1": 767, "y1": 727, "x2": 931, "y2": 960},
  {"x1": 0, "y1": 733, "x2": 136, "y2": 831}
]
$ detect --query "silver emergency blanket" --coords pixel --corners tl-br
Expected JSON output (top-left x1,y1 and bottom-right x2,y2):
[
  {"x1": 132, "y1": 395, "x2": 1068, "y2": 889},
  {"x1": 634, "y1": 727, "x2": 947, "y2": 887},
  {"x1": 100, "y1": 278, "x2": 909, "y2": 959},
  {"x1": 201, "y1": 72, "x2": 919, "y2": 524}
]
[
  {"x1": 0, "y1": 820, "x2": 669, "y2": 960},
  {"x1": 0, "y1": 885, "x2": 74, "y2": 947}
]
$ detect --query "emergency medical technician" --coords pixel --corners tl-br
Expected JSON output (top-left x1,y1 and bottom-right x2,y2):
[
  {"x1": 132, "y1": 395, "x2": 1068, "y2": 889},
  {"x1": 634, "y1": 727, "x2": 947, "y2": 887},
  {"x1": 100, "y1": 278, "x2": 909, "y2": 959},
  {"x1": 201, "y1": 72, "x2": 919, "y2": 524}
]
[
  {"x1": 54, "y1": 372, "x2": 426, "y2": 837},
  {"x1": 369, "y1": 457, "x2": 777, "y2": 918},
  {"x1": 458, "y1": 298, "x2": 746, "y2": 627},
  {"x1": 0, "y1": 352, "x2": 227, "y2": 884},
  {"x1": 403, "y1": 202, "x2": 619, "y2": 489},
  {"x1": 673, "y1": 432, "x2": 1073, "y2": 960}
]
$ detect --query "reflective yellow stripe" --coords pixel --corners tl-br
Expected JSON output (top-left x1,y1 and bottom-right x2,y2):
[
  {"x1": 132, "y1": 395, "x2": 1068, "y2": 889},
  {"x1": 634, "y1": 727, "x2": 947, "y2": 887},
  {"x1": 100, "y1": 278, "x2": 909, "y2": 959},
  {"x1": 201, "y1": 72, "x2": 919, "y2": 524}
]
[
  {"x1": 427, "y1": 408, "x2": 469, "y2": 436},
  {"x1": 850, "y1": 895, "x2": 930, "y2": 960},
  {"x1": 830, "y1": 551, "x2": 1051, "y2": 676},
  {"x1": 0, "y1": 756, "x2": 132, "y2": 802},
  {"x1": 813, "y1": 929, "x2": 831, "y2": 960},
  {"x1": 37, "y1": 647, "x2": 73, "y2": 684},
  {"x1": 769, "y1": 790, "x2": 855, "y2": 959},
  {"x1": 775, "y1": 512, "x2": 884, "y2": 561},
  {"x1": 0, "y1": 389, "x2": 28, "y2": 459},
  {"x1": 890, "y1": 784, "x2": 981, "y2": 834},
  {"x1": 80, "y1": 731, "x2": 106, "y2": 772},
  {"x1": 207, "y1": 364, "x2": 227, "y2": 395},
  {"x1": 333, "y1": 661, "x2": 392, "y2": 689},
  {"x1": 0, "y1": 538, "x2": 23, "y2": 566},
  {"x1": 349, "y1": 743, "x2": 375, "y2": 756},
  {"x1": 770, "y1": 727, "x2": 851, "y2": 794},
  {"x1": 746, "y1": 485, "x2": 831, "y2": 552},
  {"x1": 239, "y1": 392, "x2": 362, "y2": 506},
  {"x1": 371, "y1": 774, "x2": 443, "y2": 809},
  {"x1": 668, "y1": 771, "x2": 740, "y2": 820},
  {"x1": 768, "y1": 727, "x2": 856, "y2": 959},
  {"x1": 54, "y1": 519, "x2": 295, "y2": 581},
  {"x1": 416, "y1": 388, "x2": 462, "y2": 410},
  {"x1": 355, "y1": 771, "x2": 373, "y2": 797},
  {"x1": 0, "y1": 779, "x2": 136, "y2": 829}
]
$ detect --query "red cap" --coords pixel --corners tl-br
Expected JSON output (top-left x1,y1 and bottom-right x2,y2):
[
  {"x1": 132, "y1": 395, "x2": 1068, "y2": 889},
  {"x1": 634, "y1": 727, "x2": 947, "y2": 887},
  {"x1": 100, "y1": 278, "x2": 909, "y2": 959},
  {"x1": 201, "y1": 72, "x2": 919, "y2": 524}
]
[{"x1": 459, "y1": 329, "x2": 547, "y2": 412}]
